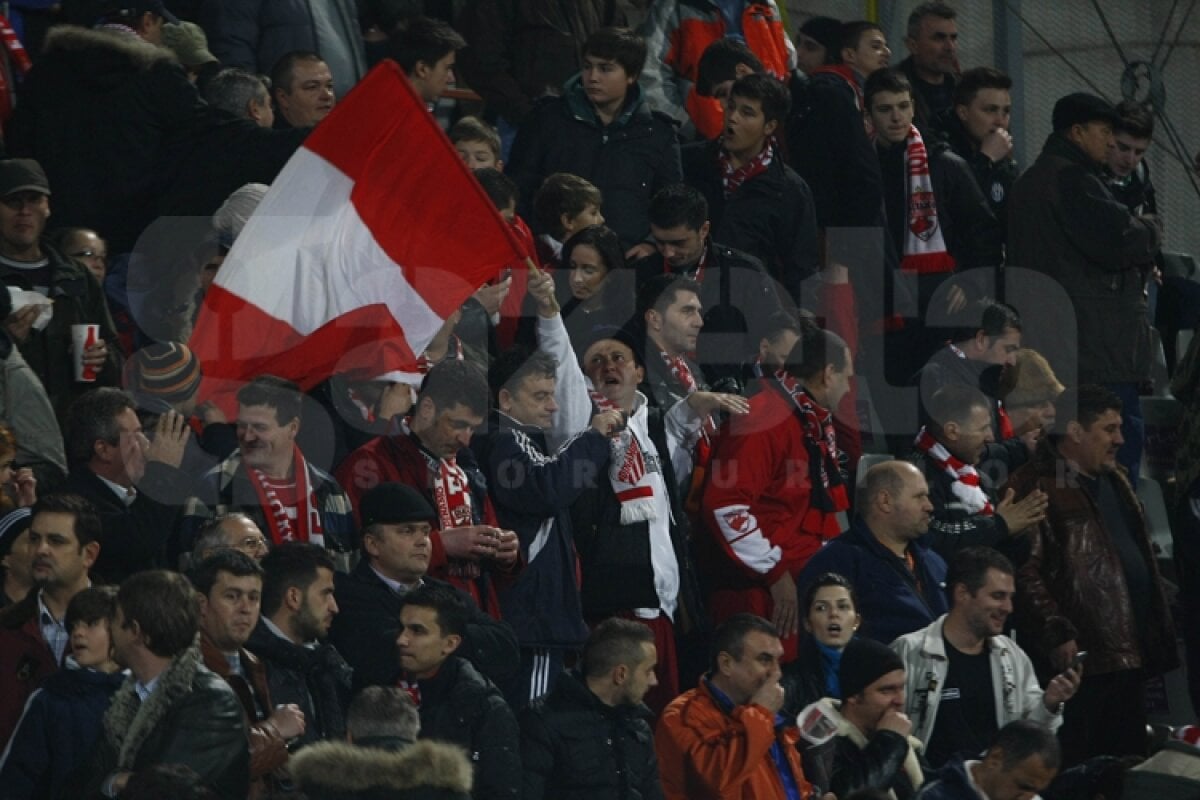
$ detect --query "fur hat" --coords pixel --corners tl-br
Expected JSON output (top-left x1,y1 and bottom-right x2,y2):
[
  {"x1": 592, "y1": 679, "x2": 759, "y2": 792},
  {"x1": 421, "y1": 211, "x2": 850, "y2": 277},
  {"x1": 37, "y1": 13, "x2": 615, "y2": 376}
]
[{"x1": 998, "y1": 349, "x2": 1064, "y2": 408}]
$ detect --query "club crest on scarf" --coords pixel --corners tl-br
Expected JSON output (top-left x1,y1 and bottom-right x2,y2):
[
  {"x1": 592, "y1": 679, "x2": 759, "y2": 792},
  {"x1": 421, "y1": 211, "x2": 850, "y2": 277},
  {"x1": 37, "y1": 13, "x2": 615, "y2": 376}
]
[{"x1": 909, "y1": 190, "x2": 939, "y2": 241}]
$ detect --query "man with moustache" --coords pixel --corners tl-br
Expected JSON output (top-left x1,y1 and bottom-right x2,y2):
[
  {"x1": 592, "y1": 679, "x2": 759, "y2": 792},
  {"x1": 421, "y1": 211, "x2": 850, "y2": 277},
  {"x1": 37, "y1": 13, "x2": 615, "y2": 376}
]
[
  {"x1": 891, "y1": 547, "x2": 1079, "y2": 768},
  {"x1": 1004, "y1": 385, "x2": 1177, "y2": 764}
]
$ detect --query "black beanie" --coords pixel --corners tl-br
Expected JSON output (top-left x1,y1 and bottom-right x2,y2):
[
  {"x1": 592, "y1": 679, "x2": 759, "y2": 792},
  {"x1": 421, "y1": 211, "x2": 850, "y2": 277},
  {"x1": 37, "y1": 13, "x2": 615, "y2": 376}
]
[{"x1": 839, "y1": 637, "x2": 906, "y2": 697}]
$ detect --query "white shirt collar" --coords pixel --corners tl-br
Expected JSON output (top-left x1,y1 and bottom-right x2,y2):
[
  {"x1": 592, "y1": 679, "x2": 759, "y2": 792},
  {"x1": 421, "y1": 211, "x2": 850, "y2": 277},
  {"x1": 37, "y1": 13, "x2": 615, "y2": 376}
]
[{"x1": 96, "y1": 473, "x2": 136, "y2": 506}]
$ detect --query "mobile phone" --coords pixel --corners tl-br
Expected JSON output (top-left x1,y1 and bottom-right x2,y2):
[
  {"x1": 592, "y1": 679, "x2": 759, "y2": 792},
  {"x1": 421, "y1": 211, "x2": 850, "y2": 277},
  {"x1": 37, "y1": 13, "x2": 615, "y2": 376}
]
[{"x1": 1070, "y1": 650, "x2": 1088, "y2": 670}]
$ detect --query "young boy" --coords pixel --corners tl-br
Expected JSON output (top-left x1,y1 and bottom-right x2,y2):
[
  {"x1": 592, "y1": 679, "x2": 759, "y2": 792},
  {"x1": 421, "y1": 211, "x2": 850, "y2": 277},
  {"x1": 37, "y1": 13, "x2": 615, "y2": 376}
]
[
  {"x1": 0, "y1": 586, "x2": 124, "y2": 798},
  {"x1": 681, "y1": 73, "x2": 818, "y2": 305},
  {"x1": 531, "y1": 173, "x2": 605, "y2": 268},
  {"x1": 507, "y1": 27, "x2": 680, "y2": 255},
  {"x1": 451, "y1": 115, "x2": 504, "y2": 170}
]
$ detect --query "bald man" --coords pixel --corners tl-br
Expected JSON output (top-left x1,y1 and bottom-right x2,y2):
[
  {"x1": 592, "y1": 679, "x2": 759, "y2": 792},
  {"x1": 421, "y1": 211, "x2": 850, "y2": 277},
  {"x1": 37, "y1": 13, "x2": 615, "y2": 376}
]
[{"x1": 799, "y1": 461, "x2": 948, "y2": 644}]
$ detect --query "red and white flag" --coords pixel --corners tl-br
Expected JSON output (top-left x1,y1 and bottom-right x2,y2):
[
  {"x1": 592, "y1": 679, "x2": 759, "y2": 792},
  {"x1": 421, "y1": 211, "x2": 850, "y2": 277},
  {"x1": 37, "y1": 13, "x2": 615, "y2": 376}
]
[{"x1": 189, "y1": 61, "x2": 522, "y2": 406}]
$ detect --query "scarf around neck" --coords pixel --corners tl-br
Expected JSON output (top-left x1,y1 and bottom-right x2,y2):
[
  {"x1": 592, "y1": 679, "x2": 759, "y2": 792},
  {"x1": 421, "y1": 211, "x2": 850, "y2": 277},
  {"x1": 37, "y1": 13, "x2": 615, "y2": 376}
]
[
  {"x1": 772, "y1": 371, "x2": 849, "y2": 537},
  {"x1": 914, "y1": 426, "x2": 994, "y2": 515},
  {"x1": 248, "y1": 445, "x2": 324, "y2": 546},
  {"x1": 719, "y1": 136, "x2": 776, "y2": 197},
  {"x1": 589, "y1": 388, "x2": 657, "y2": 524}
]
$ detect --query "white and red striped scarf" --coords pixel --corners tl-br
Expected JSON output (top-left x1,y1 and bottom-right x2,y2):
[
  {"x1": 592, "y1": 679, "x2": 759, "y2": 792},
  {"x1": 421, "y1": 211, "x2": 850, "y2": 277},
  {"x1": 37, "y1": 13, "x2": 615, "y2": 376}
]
[
  {"x1": 247, "y1": 445, "x2": 325, "y2": 546},
  {"x1": 898, "y1": 124, "x2": 956, "y2": 275},
  {"x1": 773, "y1": 371, "x2": 849, "y2": 537},
  {"x1": 402, "y1": 418, "x2": 480, "y2": 579},
  {"x1": 660, "y1": 350, "x2": 715, "y2": 462},
  {"x1": 914, "y1": 426, "x2": 994, "y2": 515},
  {"x1": 589, "y1": 389, "x2": 656, "y2": 524},
  {"x1": 719, "y1": 137, "x2": 776, "y2": 197}
]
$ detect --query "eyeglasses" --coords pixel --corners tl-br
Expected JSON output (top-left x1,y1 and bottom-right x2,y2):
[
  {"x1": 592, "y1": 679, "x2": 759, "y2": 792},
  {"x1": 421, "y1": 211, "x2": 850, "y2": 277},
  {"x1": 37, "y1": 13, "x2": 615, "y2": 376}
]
[
  {"x1": 235, "y1": 536, "x2": 269, "y2": 554},
  {"x1": 70, "y1": 250, "x2": 107, "y2": 261}
]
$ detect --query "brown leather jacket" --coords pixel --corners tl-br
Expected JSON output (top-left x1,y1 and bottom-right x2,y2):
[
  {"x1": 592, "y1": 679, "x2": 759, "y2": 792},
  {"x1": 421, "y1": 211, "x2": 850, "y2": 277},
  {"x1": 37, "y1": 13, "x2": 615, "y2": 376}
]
[
  {"x1": 1004, "y1": 439, "x2": 1177, "y2": 678},
  {"x1": 200, "y1": 632, "x2": 288, "y2": 798}
]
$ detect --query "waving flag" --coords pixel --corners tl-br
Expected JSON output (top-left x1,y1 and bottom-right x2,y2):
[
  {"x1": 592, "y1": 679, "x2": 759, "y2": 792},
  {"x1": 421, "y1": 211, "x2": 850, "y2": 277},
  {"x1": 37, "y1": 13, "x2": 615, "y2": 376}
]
[{"x1": 189, "y1": 61, "x2": 521, "y2": 405}]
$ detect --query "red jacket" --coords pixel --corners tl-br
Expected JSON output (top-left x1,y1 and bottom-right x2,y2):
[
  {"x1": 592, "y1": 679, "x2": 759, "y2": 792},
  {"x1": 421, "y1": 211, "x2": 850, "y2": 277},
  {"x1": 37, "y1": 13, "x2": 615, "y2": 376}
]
[
  {"x1": 656, "y1": 679, "x2": 812, "y2": 800},
  {"x1": 701, "y1": 384, "x2": 842, "y2": 659},
  {"x1": 0, "y1": 592, "x2": 58, "y2": 748},
  {"x1": 643, "y1": 1, "x2": 791, "y2": 139},
  {"x1": 335, "y1": 431, "x2": 511, "y2": 617}
]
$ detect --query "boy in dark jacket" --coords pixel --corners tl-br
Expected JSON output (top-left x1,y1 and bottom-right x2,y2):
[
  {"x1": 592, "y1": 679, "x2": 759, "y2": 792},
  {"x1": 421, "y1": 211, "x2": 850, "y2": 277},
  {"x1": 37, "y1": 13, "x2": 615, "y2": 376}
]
[
  {"x1": 507, "y1": 27, "x2": 681, "y2": 254},
  {"x1": 0, "y1": 586, "x2": 123, "y2": 799},
  {"x1": 682, "y1": 73, "x2": 819, "y2": 306}
]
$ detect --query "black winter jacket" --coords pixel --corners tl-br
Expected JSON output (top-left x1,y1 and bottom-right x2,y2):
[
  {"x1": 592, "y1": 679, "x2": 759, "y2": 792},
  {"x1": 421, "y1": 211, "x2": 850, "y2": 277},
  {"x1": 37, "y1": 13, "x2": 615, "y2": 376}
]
[
  {"x1": 1008, "y1": 133, "x2": 1162, "y2": 384},
  {"x1": 8, "y1": 26, "x2": 206, "y2": 254},
  {"x1": 507, "y1": 78, "x2": 682, "y2": 250},
  {"x1": 86, "y1": 646, "x2": 249, "y2": 800},
  {"x1": 520, "y1": 671, "x2": 663, "y2": 800},
  {"x1": 0, "y1": 242, "x2": 121, "y2": 420},
  {"x1": 415, "y1": 656, "x2": 521, "y2": 800},
  {"x1": 246, "y1": 621, "x2": 353, "y2": 747},
  {"x1": 681, "y1": 139, "x2": 820, "y2": 305},
  {"x1": 329, "y1": 565, "x2": 520, "y2": 692},
  {"x1": 831, "y1": 729, "x2": 922, "y2": 800}
]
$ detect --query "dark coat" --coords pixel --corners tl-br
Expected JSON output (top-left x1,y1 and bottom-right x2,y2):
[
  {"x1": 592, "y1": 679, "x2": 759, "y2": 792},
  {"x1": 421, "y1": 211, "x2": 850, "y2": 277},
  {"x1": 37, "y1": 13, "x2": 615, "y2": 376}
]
[
  {"x1": 457, "y1": 0, "x2": 625, "y2": 125},
  {"x1": 1007, "y1": 133, "x2": 1161, "y2": 384},
  {"x1": 0, "y1": 664, "x2": 123, "y2": 799},
  {"x1": 913, "y1": 755, "x2": 978, "y2": 800},
  {"x1": 328, "y1": 565, "x2": 520, "y2": 692},
  {"x1": 8, "y1": 26, "x2": 206, "y2": 254},
  {"x1": 799, "y1": 517, "x2": 949, "y2": 646},
  {"x1": 415, "y1": 655, "x2": 521, "y2": 800},
  {"x1": 62, "y1": 464, "x2": 192, "y2": 584},
  {"x1": 290, "y1": 738, "x2": 473, "y2": 800},
  {"x1": 876, "y1": 137, "x2": 1003, "y2": 271},
  {"x1": 1004, "y1": 438, "x2": 1178, "y2": 678},
  {"x1": 787, "y1": 69, "x2": 886, "y2": 230},
  {"x1": 520, "y1": 670, "x2": 663, "y2": 800},
  {"x1": 469, "y1": 411, "x2": 610, "y2": 650},
  {"x1": 831, "y1": 728, "x2": 922, "y2": 800},
  {"x1": 632, "y1": 243, "x2": 786, "y2": 387},
  {"x1": 245, "y1": 621, "x2": 353, "y2": 747},
  {"x1": 206, "y1": 0, "x2": 366, "y2": 98},
  {"x1": 0, "y1": 242, "x2": 121, "y2": 420},
  {"x1": 908, "y1": 448, "x2": 1012, "y2": 561},
  {"x1": 507, "y1": 79, "x2": 682, "y2": 250},
  {"x1": 87, "y1": 645, "x2": 249, "y2": 800},
  {"x1": 199, "y1": 632, "x2": 289, "y2": 795},
  {"x1": 898, "y1": 56, "x2": 957, "y2": 134},
  {"x1": 681, "y1": 139, "x2": 820, "y2": 305},
  {"x1": 0, "y1": 592, "x2": 59, "y2": 749},
  {"x1": 932, "y1": 107, "x2": 1020, "y2": 237}
]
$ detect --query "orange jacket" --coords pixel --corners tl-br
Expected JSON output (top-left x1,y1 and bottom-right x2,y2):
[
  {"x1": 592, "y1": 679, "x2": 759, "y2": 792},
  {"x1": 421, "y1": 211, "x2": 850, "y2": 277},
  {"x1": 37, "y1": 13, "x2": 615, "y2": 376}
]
[
  {"x1": 656, "y1": 680, "x2": 813, "y2": 800},
  {"x1": 642, "y1": 1, "x2": 792, "y2": 139}
]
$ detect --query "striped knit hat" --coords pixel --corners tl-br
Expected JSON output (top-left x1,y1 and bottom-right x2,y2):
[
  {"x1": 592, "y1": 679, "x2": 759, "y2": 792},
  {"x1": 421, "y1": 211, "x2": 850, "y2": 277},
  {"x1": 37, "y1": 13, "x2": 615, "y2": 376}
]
[{"x1": 127, "y1": 342, "x2": 202, "y2": 403}]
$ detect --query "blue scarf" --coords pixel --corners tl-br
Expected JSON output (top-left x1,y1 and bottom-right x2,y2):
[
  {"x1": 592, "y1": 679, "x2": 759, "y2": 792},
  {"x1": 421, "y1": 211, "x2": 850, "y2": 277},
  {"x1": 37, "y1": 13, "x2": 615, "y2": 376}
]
[{"x1": 817, "y1": 640, "x2": 844, "y2": 698}]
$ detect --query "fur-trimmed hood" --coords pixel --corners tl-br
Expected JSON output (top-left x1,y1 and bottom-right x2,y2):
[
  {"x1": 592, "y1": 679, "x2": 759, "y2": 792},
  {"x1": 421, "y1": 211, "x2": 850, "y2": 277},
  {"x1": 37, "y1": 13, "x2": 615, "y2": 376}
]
[
  {"x1": 40, "y1": 24, "x2": 179, "y2": 88},
  {"x1": 103, "y1": 639, "x2": 202, "y2": 770},
  {"x1": 290, "y1": 739, "x2": 473, "y2": 798}
]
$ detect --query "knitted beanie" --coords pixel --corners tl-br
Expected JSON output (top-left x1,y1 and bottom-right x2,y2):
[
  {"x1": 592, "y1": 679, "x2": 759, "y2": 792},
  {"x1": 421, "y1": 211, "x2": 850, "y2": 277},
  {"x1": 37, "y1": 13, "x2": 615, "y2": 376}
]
[
  {"x1": 838, "y1": 637, "x2": 906, "y2": 698},
  {"x1": 128, "y1": 342, "x2": 202, "y2": 404}
]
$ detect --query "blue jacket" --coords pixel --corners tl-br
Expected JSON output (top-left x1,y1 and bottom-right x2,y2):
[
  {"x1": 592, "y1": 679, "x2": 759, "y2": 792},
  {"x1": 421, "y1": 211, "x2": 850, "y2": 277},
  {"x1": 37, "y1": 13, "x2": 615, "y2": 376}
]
[
  {"x1": 799, "y1": 518, "x2": 948, "y2": 646},
  {"x1": 914, "y1": 756, "x2": 978, "y2": 800},
  {"x1": 0, "y1": 664, "x2": 124, "y2": 799},
  {"x1": 471, "y1": 411, "x2": 611, "y2": 648}
]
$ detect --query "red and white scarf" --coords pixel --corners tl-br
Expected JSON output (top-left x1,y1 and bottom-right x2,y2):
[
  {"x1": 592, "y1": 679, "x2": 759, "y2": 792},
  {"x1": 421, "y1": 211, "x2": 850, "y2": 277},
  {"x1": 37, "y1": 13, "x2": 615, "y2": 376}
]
[
  {"x1": 773, "y1": 371, "x2": 848, "y2": 538},
  {"x1": 402, "y1": 419, "x2": 480, "y2": 579},
  {"x1": 248, "y1": 445, "x2": 324, "y2": 546},
  {"x1": 589, "y1": 389, "x2": 656, "y2": 524},
  {"x1": 719, "y1": 137, "x2": 776, "y2": 198},
  {"x1": 663, "y1": 242, "x2": 709, "y2": 284},
  {"x1": 661, "y1": 350, "x2": 716, "y2": 458},
  {"x1": 914, "y1": 426, "x2": 994, "y2": 515},
  {"x1": 897, "y1": 124, "x2": 956, "y2": 275}
]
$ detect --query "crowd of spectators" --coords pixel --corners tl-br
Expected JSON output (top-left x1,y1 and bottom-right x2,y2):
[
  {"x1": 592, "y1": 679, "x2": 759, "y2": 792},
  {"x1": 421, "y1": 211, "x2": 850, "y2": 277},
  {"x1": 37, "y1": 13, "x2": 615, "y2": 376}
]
[{"x1": 0, "y1": 1, "x2": 1191, "y2": 798}]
